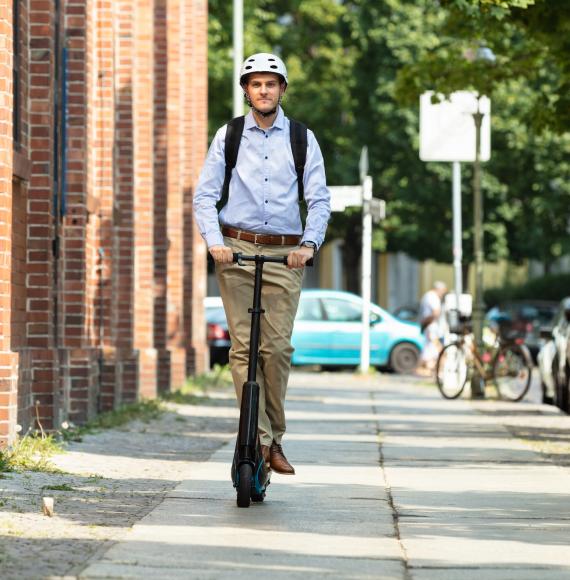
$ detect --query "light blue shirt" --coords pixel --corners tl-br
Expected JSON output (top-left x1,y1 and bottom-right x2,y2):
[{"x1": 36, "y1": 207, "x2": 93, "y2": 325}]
[{"x1": 193, "y1": 107, "x2": 331, "y2": 249}]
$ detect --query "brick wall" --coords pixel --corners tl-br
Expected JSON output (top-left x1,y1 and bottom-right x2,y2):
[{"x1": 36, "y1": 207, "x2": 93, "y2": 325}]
[
  {"x1": 0, "y1": 0, "x2": 208, "y2": 446},
  {"x1": 0, "y1": 3, "x2": 17, "y2": 446}
]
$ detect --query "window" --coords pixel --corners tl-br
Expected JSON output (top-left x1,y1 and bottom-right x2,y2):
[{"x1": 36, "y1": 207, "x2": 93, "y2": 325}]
[
  {"x1": 322, "y1": 298, "x2": 382, "y2": 324},
  {"x1": 296, "y1": 298, "x2": 323, "y2": 321},
  {"x1": 322, "y1": 299, "x2": 362, "y2": 322}
]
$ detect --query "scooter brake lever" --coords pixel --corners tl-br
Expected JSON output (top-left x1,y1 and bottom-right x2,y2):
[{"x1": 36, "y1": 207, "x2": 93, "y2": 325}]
[{"x1": 232, "y1": 252, "x2": 245, "y2": 266}]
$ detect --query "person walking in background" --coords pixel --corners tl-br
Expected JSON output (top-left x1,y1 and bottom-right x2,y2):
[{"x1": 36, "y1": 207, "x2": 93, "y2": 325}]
[
  {"x1": 193, "y1": 53, "x2": 331, "y2": 474},
  {"x1": 417, "y1": 281, "x2": 448, "y2": 375}
]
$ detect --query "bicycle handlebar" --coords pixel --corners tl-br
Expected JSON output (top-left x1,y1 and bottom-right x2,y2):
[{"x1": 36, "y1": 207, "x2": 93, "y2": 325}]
[{"x1": 232, "y1": 252, "x2": 313, "y2": 267}]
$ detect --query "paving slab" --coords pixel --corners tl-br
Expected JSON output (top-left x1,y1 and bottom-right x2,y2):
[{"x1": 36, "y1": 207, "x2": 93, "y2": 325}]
[
  {"x1": 80, "y1": 374, "x2": 404, "y2": 579},
  {"x1": 75, "y1": 371, "x2": 570, "y2": 579}
]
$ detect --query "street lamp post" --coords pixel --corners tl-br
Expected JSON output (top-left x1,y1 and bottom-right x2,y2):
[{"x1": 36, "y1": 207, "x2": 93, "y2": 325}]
[{"x1": 470, "y1": 99, "x2": 485, "y2": 398}]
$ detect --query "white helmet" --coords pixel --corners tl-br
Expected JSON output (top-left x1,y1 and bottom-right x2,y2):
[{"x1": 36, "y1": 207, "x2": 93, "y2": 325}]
[{"x1": 240, "y1": 53, "x2": 288, "y2": 86}]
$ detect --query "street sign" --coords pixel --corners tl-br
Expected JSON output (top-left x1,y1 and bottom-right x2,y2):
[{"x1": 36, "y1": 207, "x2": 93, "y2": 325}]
[
  {"x1": 420, "y1": 91, "x2": 491, "y2": 162},
  {"x1": 329, "y1": 186, "x2": 362, "y2": 212},
  {"x1": 368, "y1": 198, "x2": 386, "y2": 224}
]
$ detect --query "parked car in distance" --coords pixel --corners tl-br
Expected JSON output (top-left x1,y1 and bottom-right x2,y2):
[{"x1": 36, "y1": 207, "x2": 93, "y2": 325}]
[
  {"x1": 486, "y1": 300, "x2": 560, "y2": 362},
  {"x1": 204, "y1": 296, "x2": 230, "y2": 367},
  {"x1": 537, "y1": 297, "x2": 570, "y2": 412},
  {"x1": 291, "y1": 290, "x2": 422, "y2": 374},
  {"x1": 204, "y1": 290, "x2": 423, "y2": 374}
]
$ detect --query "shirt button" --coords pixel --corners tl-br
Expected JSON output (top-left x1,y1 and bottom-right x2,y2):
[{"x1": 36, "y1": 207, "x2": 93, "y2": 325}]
[
  {"x1": 265, "y1": 156, "x2": 268, "y2": 159},
  {"x1": 265, "y1": 135, "x2": 268, "y2": 139},
  {"x1": 265, "y1": 221, "x2": 268, "y2": 225},
  {"x1": 265, "y1": 178, "x2": 268, "y2": 181},
  {"x1": 265, "y1": 200, "x2": 268, "y2": 204}
]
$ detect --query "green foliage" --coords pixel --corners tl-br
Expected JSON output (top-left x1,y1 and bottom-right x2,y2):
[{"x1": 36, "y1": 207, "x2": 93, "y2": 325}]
[
  {"x1": 207, "y1": 0, "x2": 570, "y2": 275},
  {"x1": 484, "y1": 273, "x2": 570, "y2": 306}
]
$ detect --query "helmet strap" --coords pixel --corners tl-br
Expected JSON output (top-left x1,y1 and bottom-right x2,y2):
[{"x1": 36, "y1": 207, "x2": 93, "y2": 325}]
[{"x1": 243, "y1": 93, "x2": 283, "y2": 118}]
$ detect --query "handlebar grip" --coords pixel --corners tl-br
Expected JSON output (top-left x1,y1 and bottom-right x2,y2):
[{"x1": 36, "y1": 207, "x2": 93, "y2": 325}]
[{"x1": 232, "y1": 252, "x2": 313, "y2": 267}]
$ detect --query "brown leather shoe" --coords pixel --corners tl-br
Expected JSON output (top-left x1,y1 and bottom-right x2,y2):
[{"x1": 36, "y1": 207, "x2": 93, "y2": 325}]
[
  {"x1": 270, "y1": 441, "x2": 295, "y2": 475},
  {"x1": 261, "y1": 444, "x2": 271, "y2": 468}
]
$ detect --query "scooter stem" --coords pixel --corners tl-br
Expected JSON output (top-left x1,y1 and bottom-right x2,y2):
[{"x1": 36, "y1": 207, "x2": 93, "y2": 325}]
[{"x1": 246, "y1": 257, "x2": 265, "y2": 383}]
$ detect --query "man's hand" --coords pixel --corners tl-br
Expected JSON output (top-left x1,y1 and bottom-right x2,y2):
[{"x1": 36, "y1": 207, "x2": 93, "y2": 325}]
[
  {"x1": 287, "y1": 246, "x2": 314, "y2": 269},
  {"x1": 209, "y1": 245, "x2": 234, "y2": 264}
]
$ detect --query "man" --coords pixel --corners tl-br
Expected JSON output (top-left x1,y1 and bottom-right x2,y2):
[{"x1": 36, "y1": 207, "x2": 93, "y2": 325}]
[
  {"x1": 418, "y1": 281, "x2": 448, "y2": 374},
  {"x1": 193, "y1": 53, "x2": 330, "y2": 474}
]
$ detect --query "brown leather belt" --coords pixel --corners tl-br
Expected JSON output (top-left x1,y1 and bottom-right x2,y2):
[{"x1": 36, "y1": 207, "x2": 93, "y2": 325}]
[{"x1": 221, "y1": 226, "x2": 301, "y2": 246}]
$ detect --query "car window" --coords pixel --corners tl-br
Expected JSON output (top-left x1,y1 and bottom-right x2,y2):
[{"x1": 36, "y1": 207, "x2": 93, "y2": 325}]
[
  {"x1": 322, "y1": 298, "x2": 382, "y2": 323},
  {"x1": 296, "y1": 298, "x2": 324, "y2": 321},
  {"x1": 206, "y1": 307, "x2": 227, "y2": 324}
]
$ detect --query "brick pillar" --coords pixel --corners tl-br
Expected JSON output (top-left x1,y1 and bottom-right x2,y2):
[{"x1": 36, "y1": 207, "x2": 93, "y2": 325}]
[
  {"x1": 166, "y1": 0, "x2": 188, "y2": 389},
  {"x1": 23, "y1": 0, "x2": 60, "y2": 434},
  {"x1": 0, "y1": 5, "x2": 18, "y2": 446},
  {"x1": 93, "y1": 0, "x2": 116, "y2": 411},
  {"x1": 132, "y1": 0, "x2": 157, "y2": 397},
  {"x1": 62, "y1": 0, "x2": 101, "y2": 424},
  {"x1": 153, "y1": 0, "x2": 169, "y2": 392},
  {"x1": 182, "y1": 0, "x2": 208, "y2": 376}
]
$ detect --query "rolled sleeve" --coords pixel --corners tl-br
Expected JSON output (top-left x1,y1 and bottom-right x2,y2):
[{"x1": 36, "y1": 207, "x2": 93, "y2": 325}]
[
  {"x1": 301, "y1": 130, "x2": 331, "y2": 250},
  {"x1": 193, "y1": 126, "x2": 227, "y2": 248}
]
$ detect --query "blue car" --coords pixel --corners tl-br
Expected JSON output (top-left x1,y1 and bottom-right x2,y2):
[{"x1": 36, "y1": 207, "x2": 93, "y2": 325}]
[{"x1": 291, "y1": 290, "x2": 422, "y2": 373}]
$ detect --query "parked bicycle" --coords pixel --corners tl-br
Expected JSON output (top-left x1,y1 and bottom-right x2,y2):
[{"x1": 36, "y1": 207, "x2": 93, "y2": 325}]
[{"x1": 435, "y1": 322, "x2": 533, "y2": 401}]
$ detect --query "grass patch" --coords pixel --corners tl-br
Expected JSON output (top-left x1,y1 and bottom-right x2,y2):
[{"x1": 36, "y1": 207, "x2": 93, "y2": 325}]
[
  {"x1": 163, "y1": 364, "x2": 233, "y2": 405},
  {"x1": 0, "y1": 432, "x2": 65, "y2": 474},
  {"x1": 62, "y1": 399, "x2": 165, "y2": 442}
]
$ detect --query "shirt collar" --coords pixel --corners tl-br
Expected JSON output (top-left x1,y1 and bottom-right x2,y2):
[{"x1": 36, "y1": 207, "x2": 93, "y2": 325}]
[{"x1": 244, "y1": 106, "x2": 285, "y2": 131}]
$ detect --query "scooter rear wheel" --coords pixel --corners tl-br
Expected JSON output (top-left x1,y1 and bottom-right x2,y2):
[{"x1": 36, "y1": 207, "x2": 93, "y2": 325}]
[{"x1": 236, "y1": 463, "x2": 252, "y2": 508}]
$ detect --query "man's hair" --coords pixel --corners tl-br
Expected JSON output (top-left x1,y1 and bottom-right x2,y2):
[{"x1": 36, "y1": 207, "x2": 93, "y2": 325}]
[{"x1": 434, "y1": 281, "x2": 447, "y2": 292}]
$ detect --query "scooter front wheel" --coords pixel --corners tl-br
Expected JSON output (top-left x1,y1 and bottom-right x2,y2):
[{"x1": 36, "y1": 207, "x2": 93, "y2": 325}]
[{"x1": 236, "y1": 463, "x2": 252, "y2": 508}]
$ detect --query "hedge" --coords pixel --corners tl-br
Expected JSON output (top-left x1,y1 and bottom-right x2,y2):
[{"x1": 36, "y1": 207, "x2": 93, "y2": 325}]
[{"x1": 484, "y1": 273, "x2": 570, "y2": 308}]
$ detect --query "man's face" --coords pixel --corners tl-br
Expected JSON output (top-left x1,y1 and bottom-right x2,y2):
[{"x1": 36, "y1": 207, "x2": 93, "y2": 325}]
[{"x1": 244, "y1": 73, "x2": 285, "y2": 113}]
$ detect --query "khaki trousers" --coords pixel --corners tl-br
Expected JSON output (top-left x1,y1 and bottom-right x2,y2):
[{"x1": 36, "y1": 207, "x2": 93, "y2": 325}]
[{"x1": 215, "y1": 236, "x2": 303, "y2": 446}]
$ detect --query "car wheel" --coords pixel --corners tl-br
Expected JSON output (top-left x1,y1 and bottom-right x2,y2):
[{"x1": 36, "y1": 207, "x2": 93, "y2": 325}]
[{"x1": 390, "y1": 343, "x2": 420, "y2": 374}]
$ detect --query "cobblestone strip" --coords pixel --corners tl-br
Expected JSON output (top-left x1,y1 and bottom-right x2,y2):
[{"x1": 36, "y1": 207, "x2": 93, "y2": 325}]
[{"x1": 0, "y1": 395, "x2": 237, "y2": 579}]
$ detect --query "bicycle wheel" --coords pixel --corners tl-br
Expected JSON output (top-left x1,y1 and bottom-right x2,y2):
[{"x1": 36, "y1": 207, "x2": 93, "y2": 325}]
[
  {"x1": 493, "y1": 344, "x2": 532, "y2": 402},
  {"x1": 436, "y1": 342, "x2": 468, "y2": 399}
]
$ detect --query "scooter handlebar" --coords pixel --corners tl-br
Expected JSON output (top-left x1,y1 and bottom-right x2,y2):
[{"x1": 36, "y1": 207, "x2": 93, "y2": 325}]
[{"x1": 232, "y1": 252, "x2": 313, "y2": 267}]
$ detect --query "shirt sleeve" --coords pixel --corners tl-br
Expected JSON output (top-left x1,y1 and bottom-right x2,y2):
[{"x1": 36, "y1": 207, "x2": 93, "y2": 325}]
[
  {"x1": 301, "y1": 130, "x2": 331, "y2": 250},
  {"x1": 193, "y1": 126, "x2": 227, "y2": 248}
]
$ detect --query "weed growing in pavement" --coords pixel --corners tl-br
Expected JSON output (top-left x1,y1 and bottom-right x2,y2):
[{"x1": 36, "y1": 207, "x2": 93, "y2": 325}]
[
  {"x1": 42, "y1": 483, "x2": 75, "y2": 492},
  {"x1": 0, "y1": 431, "x2": 65, "y2": 474}
]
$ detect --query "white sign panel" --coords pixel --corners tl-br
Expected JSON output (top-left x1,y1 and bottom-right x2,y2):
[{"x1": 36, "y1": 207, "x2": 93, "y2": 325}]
[
  {"x1": 329, "y1": 186, "x2": 362, "y2": 212},
  {"x1": 420, "y1": 91, "x2": 491, "y2": 162}
]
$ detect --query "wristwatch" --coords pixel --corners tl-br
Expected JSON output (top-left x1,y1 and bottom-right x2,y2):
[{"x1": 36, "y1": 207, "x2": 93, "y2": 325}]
[{"x1": 301, "y1": 241, "x2": 317, "y2": 251}]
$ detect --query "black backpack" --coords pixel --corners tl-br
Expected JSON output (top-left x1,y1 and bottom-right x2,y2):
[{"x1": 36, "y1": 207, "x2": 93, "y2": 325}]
[{"x1": 215, "y1": 116, "x2": 308, "y2": 213}]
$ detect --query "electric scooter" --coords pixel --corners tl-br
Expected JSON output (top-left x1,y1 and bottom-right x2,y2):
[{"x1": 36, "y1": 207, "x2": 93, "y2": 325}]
[{"x1": 230, "y1": 252, "x2": 312, "y2": 508}]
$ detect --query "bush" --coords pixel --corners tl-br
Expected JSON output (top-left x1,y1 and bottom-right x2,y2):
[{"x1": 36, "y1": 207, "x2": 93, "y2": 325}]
[{"x1": 484, "y1": 273, "x2": 570, "y2": 308}]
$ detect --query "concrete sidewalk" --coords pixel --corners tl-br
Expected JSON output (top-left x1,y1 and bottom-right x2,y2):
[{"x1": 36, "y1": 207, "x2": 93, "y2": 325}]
[{"x1": 80, "y1": 372, "x2": 570, "y2": 579}]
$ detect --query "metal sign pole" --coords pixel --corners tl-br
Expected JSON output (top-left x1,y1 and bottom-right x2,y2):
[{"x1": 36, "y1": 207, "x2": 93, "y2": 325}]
[
  {"x1": 233, "y1": 0, "x2": 244, "y2": 118},
  {"x1": 360, "y1": 176, "x2": 373, "y2": 373}
]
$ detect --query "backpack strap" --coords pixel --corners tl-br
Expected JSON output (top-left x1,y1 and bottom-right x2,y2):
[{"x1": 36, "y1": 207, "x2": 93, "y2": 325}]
[
  {"x1": 216, "y1": 116, "x2": 245, "y2": 213},
  {"x1": 289, "y1": 119, "x2": 308, "y2": 204}
]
